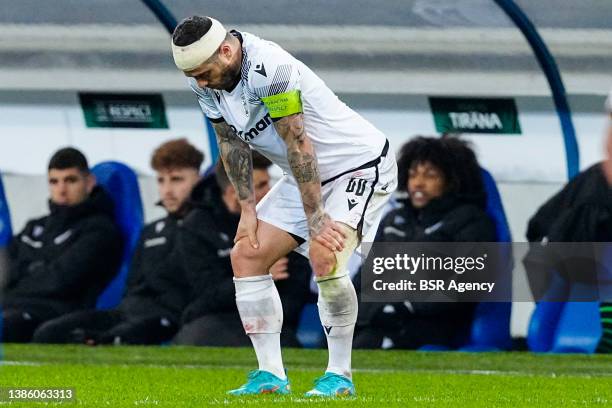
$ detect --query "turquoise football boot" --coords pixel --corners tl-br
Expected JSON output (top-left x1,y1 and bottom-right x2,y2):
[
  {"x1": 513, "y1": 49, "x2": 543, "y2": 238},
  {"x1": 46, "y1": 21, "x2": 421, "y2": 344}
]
[
  {"x1": 305, "y1": 372, "x2": 356, "y2": 397},
  {"x1": 227, "y1": 370, "x2": 290, "y2": 396}
]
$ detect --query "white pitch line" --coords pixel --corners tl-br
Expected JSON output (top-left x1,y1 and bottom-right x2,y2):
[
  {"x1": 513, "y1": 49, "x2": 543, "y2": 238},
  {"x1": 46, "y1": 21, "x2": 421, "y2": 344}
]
[
  {"x1": 1, "y1": 360, "x2": 41, "y2": 366},
  {"x1": 3, "y1": 360, "x2": 611, "y2": 378}
]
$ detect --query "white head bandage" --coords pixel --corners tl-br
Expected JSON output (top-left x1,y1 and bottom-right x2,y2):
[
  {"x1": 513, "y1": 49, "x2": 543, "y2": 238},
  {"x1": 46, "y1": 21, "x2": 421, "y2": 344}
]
[
  {"x1": 172, "y1": 17, "x2": 226, "y2": 71},
  {"x1": 606, "y1": 88, "x2": 612, "y2": 114}
]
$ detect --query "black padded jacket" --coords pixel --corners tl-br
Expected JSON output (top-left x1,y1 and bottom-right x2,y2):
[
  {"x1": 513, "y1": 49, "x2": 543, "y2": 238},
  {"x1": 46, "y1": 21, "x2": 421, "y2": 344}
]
[{"x1": 4, "y1": 186, "x2": 123, "y2": 315}]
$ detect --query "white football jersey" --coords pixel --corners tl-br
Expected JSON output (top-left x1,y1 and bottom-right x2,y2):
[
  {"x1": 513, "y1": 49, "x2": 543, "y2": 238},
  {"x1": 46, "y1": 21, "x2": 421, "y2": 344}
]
[{"x1": 189, "y1": 31, "x2": 387, "y2": 183}]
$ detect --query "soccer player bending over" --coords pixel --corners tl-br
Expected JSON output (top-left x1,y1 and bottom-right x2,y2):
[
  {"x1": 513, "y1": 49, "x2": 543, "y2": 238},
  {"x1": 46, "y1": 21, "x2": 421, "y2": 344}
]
[{"x1": 171, "y1": 16, "x2": 397, "y2": 397}]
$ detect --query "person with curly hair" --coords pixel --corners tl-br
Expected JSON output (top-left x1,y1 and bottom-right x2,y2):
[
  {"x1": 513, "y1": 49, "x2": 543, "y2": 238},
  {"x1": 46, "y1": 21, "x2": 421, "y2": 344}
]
[{"x1": 355, "y1": 135, "x2": 496, "y2": 349}]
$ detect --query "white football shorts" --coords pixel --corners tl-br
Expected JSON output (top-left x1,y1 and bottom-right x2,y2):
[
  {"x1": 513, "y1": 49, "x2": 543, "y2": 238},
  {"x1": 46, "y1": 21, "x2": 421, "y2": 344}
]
[{"x1": 256, "y1": 140, "x2": 397, "y2": 258}]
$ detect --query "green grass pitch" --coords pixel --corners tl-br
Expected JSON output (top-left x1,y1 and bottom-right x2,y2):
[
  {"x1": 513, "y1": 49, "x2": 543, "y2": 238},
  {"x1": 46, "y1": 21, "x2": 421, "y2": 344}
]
[{"x1": 1, "y1": 344, "x2": 611, "y2": 407}]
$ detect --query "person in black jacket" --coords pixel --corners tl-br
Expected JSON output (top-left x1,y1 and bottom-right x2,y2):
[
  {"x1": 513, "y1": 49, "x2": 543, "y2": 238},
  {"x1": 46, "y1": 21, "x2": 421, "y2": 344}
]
[
  {"x1": 354, "y1": 136, "x2": 496, "y2": 349},
  {"x1": 525, "y1": 92, "x2": 612, "y2": 352},
  {"x1": 174, "y1": 154, "x2": 313, "y2": 347},
  {"x1": 1, "y1": 148, "x2": 123, "y2": 342},
  {"x1": 32, "y1": 139, "x2": 203, "y2": 345},
  {"x1": 600, "y1": 91, "x2": 612, "y2": 353}
]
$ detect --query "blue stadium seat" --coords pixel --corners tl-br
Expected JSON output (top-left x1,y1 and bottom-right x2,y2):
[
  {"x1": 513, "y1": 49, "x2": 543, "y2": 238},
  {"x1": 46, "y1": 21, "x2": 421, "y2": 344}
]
[
  {"x1": 549, "y1": 245, "x2": 612, "y2": 353},
  {"x1": 296, "y1": 303, "x2": 325, "y2": 348},
  {"x1": 0, "y1": 171, "x2": 11, "y2": 348},
  {"x1": 481, "y1": 168, "x2": 512, "y2": 244},
  {"x1": 527, "y1": 301, "x2": 565, "y2": 352},
  {"x1": 529, "y1": 281, "x2": 602, "y2": 353},
  {"x1": 552, "y1": 300, "x2": 601, "y2": 353},
  {"x1": 91, "y1": 161, "x2": 144, "y2": 310},
  {"x1": 420, "y1": 168, "x2": 513, "y2": 352},
  {"x1": 528, "y1": 232, "x2": 610, "y2": 354},
  {"x1": 0, "y1": 171, "x2": 12, "y2": 247},
  {"x1": 458, "y1": 169, "x2": 513, "y2": 351},
  {"x1": 460, "y1": 302, "x2": 513, "y2": 351}
]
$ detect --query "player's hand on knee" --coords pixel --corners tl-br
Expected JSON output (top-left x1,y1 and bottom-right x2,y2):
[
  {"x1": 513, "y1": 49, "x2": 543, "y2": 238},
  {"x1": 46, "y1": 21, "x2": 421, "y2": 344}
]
[
  {"x1": 234, "y1": 208, "x2": 259, "y2": 249},
  {"x1": 309, "y1": 240, "x2": 337, "y2": 277},
  {"x1": 309, "y1": 213, "x2": 346, "y2": 252},
  {"x1": 269, "y1": 257, "x2": 290, "y2": 281}
]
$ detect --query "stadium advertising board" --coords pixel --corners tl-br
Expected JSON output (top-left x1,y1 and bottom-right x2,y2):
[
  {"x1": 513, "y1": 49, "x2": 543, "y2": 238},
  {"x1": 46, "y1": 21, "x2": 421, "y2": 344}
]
[
  {"x1": 79, "y1": 93, "x2": 168, "y2": 129},
  {"x1": 429, "y1": 97, "x2": 522, "y2": 134}
]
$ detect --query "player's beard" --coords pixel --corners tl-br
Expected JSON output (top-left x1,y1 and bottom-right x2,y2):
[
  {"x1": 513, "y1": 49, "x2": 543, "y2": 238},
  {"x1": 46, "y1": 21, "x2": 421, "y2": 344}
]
[{"x1": 217, "y1": 57, "x2": 242, "y2": 92}]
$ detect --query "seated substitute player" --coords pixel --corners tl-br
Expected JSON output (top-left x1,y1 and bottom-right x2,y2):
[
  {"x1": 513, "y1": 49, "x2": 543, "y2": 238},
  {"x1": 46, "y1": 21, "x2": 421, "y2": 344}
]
[
  {"x1": 354, "y1": 136, "x2": 496, "y2": 349},
  {"x1": 2, "y1": 147, "x2": 122, "y2": 342},
  {"x1": 599, "y1": 89, "x2": 612, "y2": 353},
  {"x1": 173, "y1": 155, "x2": 313, "y2": 347},
  {"x1": 171, "y1": 16, "x2": 397, "y2": 396},
  {"x1": 32, "y1": 139, "x2": 202, "y2": 345},
  {"x1": 525, "y1": 90, "x2": 612, "y2": 352}
]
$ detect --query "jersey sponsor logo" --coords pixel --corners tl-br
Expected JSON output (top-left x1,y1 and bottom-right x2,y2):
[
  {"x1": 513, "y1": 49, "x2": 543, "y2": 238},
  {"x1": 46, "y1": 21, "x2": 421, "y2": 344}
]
[
  {"x1": 347, "y1": 198, "x2": 359, "y2": 211},
  {"x1": 346, "y1": 178, "x2": 367, "y2": 196},
  {"x1": 229, "y1": 113, "x2": 273, "y2": 141},
  {"x1": 254, "y1": 62, "x2": 267, "y2": 77}
]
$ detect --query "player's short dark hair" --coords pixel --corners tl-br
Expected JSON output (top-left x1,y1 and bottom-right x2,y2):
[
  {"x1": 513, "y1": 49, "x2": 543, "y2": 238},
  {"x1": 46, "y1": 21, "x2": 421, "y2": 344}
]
[
  {"x1": 48, "y1": 147, "x2": 89, "y2": 174},
  {"x1": 215, "y1": 151, "x2": 272, "y2": 192},
  {"x1": 172, "y1": 16, "x2": 212, "y2": 47},
  {"x1": 173, "y1": 16, "x2": 232, "y2": 63},
  {"x1": 151, "y1": 138, "x2": 204, "y2": 171},
  {"x1": 397, "y1": 135, "x2": 486, "y2": 207}
]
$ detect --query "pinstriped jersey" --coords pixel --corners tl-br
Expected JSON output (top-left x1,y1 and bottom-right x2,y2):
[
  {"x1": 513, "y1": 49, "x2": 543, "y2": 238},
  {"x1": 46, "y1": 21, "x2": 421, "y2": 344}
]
[{"x1": 188, "y1": 31, "x2": 386, "y2": 182}]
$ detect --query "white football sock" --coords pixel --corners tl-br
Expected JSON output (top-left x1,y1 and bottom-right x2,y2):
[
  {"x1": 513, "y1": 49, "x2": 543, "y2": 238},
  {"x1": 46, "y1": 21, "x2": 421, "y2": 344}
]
[
  {"x1": 324, "y1": 324, "x2": 355, "y2": 379},
  {"x1": 234, "y1": 275, "x2": 286, "y2": 380},
  {"x1": 248, "y1": 333, "x2": 285, "y2": 379},
  {"x1": 316, "y1": 274, "x2": 358, "y2": 379}
]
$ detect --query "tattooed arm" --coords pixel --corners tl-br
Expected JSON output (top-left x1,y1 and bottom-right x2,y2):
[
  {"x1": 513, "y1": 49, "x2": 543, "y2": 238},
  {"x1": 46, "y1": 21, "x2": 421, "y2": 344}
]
[
  {"x1": 213, "y1": 121, "x2": 255, "y2": 207},
  {"x1": 213, "y1": 121, "x2": 259, "y2": 247},
  {"x1": 274, "y1": 113, "x2": 345, "y2": 251}
]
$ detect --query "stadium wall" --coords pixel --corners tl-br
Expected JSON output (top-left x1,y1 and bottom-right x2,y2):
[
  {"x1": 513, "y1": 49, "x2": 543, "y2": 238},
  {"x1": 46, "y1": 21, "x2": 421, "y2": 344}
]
[{"x1": 0, "y1": 91, "x2": 608, "y2": 338}]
